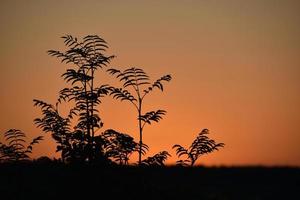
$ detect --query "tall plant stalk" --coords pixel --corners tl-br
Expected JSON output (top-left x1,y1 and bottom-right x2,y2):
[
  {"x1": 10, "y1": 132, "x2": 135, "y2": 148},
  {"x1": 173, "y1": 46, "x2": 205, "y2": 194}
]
[{"x1": 107, "y1": 67, "x2": 171, "y2": 165}]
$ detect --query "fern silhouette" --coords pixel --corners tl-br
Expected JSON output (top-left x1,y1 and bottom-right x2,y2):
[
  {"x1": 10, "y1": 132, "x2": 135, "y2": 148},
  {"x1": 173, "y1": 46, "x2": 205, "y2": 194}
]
[
  {"x1": 107, "y1": 67, "x2": 171, "y2": 165},
  {"x1": 0, "y1": 129, "x2": 43, "y2": 162},
  {"x1": 141, "y1": 151, "x2": 170, "y2": 166},
  {"x1": 34, "y1": 35, "x2": 114, "y2": 163},
  {"x1": 173, "y1": 129, "x2": 224, "y2": 166}
]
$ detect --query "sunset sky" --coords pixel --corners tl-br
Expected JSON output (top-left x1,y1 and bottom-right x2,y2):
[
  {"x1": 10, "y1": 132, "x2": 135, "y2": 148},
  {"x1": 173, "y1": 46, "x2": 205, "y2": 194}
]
[{"x1": 1, "y1": 0, "x2": 299, "y2": 166}]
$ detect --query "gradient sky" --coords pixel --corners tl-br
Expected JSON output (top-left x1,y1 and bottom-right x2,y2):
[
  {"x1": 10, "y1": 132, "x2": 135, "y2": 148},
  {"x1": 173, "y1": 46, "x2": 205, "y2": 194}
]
[{"x1": 1, "y1": 0, "x2": 299, "y2": 166}]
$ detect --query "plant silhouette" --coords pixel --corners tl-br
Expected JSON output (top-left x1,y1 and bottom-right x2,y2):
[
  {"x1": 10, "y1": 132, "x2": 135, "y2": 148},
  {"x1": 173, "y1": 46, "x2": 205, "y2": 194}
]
[
  {"x1": 107, "y1": 67, "x2": 171, "y2": 165},
  {"x1": 102, "y1": 129, "x2": 148, "y2": 165},
  {"x1": 31, "y1": 34, "x2": 225, "y2": 167},
  {"x1": 141, "y1": 151, "x2": 170, "y2": 166},
  {"x1": 0, "y1": 129, "x2": 43, "y2": 162},
  {"x1": 34, "y1": 35, "x2": 114, "y2": 163},
  {"x1": 173, "y1": 129, "x2": 224, "y2": 166}
]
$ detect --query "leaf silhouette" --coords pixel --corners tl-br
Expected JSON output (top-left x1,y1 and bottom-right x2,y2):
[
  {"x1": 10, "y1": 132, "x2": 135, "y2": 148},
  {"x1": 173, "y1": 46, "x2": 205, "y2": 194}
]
[
  {"x1": 144, "y1": 74, "x2": 172, "y2": 94},
  {"x1": 26, "y1": 136, "x2": 44, "y2": 154},
  {"x1": 36, "y1": 35, "x2": 115, "y2": 164},
  {"x1": 102, "y1": 129, "x2": 147, "y2": 165},
  {"x1": 141, "y1": 151, "x2": 170, "y2": 166},
  {"x1": 173, "y1": 129, "x2": 225, "y2": 166},
  {"x1": 107, "y1": 67, "x2": 171, "y2": 165},
  {"x1": 110, "y1": 88, "x2": 137, "y2": 102},
  {"x1": 0, "y1": 129, "x2": 43, "y2": 162},
  {"x1": 139, "y1": 110, "x2": 166, "y2": 129}
]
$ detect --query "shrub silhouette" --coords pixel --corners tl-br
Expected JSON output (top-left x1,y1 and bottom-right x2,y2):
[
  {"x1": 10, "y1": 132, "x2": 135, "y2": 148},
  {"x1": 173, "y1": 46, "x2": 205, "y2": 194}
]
[
  {"x1": 102, "y1": 129, "x2": 148, "y2": 165},
  {"x1": 34, "y1": 35, "x2": 114, "y2": 163},
  {"x1": 107, "y1": 67, "x2": 171, "y2": 165},
  {"x1": 0, "y1": 129, "x2": 43, "y2": 162},
  {"x1": 173, "y1": 129, "x2": 224, "y2": 166}
]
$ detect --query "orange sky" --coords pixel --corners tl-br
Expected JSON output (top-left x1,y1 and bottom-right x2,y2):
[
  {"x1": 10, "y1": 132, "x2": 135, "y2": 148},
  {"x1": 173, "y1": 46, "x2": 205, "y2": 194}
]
[{"x1": 1, "y1": 0, "x2": 299, "y2": 166}]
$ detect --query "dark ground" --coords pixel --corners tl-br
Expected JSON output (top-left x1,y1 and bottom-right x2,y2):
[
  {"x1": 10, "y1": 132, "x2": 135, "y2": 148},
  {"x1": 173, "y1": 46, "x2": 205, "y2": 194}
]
[{"x1": 0, "y1": 163, "x2": 299, "y2": 200}]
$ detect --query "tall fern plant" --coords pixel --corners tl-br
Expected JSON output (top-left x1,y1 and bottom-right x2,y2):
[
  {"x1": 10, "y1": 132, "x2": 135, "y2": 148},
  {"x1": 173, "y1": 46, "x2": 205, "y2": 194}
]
[
  {"x1": 107, "y1": 67, "x2": 171, "y2": 165},
  {"x1": 34, "y1": 35, "x2": 114, "y2": 163}
]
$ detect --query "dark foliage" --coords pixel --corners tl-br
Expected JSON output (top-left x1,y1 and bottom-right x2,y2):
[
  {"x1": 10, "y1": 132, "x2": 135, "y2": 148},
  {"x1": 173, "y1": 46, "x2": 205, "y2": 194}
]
[
  {"x1": 0, "y1": 129, "x2": 43, "y2": 162},
  {"x1": 107, "y1": 67, "x2": 171, "y2": 165},
  {"x1": 173, "y1": 129, "x2": 224, "y2": 166},
  {"x1": 32, "y1": 35, "x2": 173, "y2": 166},
  {"x1": 141, "y1": 151, "x2": 170, "y2": 166},
  {"x1": 102, "y1": 129, "x2": 148, "y2": 165},
  {"x1": 34, "y1": 35, "x2": 114, "y2": 164},
  {"x1": 1, "y1": 34, "x2": 225, "y2": 169}
]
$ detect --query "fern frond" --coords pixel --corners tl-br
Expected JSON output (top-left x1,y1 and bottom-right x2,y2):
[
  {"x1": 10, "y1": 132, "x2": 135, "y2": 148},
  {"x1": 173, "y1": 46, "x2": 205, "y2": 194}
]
[
  {"x1": 62, "y1": 69, "x2": 92, "y2": 85},
  {"x1": 62, "y1": 35, "x2": 80, "y2": 48},
  {"x1": 33, "y1": 99, "x2": 55, "y2": 110},
  {"x1": 83, "y1": 35, "x2": 108, "y2": 51},
  {"x1": 110, "y1": 88, "x2": 137, "y2": 102},
  {"x1": 141, "y1": 151, "x2": 170, "y2": 166},
  {"x1": 107, "y1": 68, "x2": 121, "y2": 76},
  {"x1": 143, "y1": 74, "x2": 172, "y2": 95},
  {"x1": 107, "y1": 67, "x2": 151, "y2": 89},
  {"x1": 173, "y1": 129, "x2": 225, "y2": 166},
  {"x1": 139, "y1": 110, "x2": 166, "y2": 125},
  {"x1": 172, "y1": 144, "x2": 189, "y2": 158}
]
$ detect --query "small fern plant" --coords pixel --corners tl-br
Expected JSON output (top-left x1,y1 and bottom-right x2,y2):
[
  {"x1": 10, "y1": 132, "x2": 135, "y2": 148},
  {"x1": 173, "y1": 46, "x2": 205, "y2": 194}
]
[
  {"x1": 107, "y1": 67, "x2": 171, "y2": 165},
  {"x1": 0, "y1": 129, "x2": 43, "y2": 162},
  {"x1": 173, "y1": 129, "x2": 224, "y2": 166}
]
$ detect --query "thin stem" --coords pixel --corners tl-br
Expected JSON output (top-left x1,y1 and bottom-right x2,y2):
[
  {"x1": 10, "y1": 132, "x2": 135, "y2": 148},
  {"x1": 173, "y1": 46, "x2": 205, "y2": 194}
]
[
  {"x1": 130, "y1": 100, "x2": 139, "y2": 111},
  {"x1": 91, "y1": 67, "x2": 95, "y2": 161},
  {"x1": 84, "y1": 70, "x2": 90, "y2": 139},
  {"x1": 138, "y1": 97, "x2": 143, "y2": 165},
  {"x1": 141, "y1": 91, "x2": 148, "y2": 100}
]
